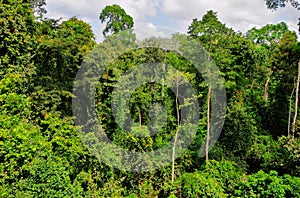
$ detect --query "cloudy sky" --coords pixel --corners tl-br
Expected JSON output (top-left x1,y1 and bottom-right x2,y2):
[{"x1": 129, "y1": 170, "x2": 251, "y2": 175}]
[{"x1": 45, "y1": 0, "x2": 299, "y2": 42}]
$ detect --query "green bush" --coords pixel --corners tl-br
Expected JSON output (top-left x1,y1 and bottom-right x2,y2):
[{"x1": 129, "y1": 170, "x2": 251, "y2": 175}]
[
  {"x1": 234, "y1": 170, "x2": 296, "y2": 197},
  {"x1": 166, "y1": 169, "x2": 226, "y2": 198}
]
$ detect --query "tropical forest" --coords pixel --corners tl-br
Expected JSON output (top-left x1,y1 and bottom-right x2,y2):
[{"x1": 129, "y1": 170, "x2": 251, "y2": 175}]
[{"x1": 1, "y1": 0, "x2": 300, "y2": 197}]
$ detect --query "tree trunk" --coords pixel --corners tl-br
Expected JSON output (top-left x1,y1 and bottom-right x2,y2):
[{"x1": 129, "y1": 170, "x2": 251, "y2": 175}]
[
  {"x1": 172, "y1": 72, "x2": 180, "y2": 184},
  {"x1": 264, "y1": 70, "x2": 273, "y2": 102},
  {"x1": 206, "y1": 82, "x2": 211, "y2": 167},
  {"x1": 138, "y1": 108, "x2": 142, "y2": 127},
  {"x1": 162, "y1": 49, "x2": 166, "y2": 98},
  {"x1": 288, "y1": 86, "x2": 295, "y2": 136},
  {"x1": 292, "y1": 61, "x2": 300, "y2": 139}
]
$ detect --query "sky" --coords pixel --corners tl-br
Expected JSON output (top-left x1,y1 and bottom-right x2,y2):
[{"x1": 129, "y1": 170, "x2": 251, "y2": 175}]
[{"x1": 45, "y1": 0, "x2": 299, "y2": 42}]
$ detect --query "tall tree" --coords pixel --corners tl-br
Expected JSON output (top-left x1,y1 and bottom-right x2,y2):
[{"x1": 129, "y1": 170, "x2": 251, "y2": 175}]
[
  {"x1": 264, "y1": 0, "x2": 300, "y2": 32},
  {"x1": 32, "y1": 17, "x2": 95, "y2": 116},
  {"x1": 0, "y1": 0, "x2": 37, "y2": 93},
  {"x1": 188, "y1": 10, "x2": 234, "y2": 38},
  {"x1": 188, "y1": 10, "x2": 263, "y2": 165},
  {"x1": 99, "y1": 4, "x2": 134, "y2": 36},
  {"x1": 264, "y1": 2, "x2": 299, "y2": 132},
  {"x1": 292, "y1": 61, "x2": 300, "y2": 139},
  {"x1": 245, "y1": 22, "x2": 299, "y2": 137},
  {"x1": 246, "y1": 22, "x2": 290, "y2": 102}
]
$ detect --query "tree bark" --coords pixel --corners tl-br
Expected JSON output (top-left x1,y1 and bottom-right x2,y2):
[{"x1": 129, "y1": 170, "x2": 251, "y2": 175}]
[
  {"x1": 264, "y1": 70, "x2": 273, "y2": 102},
  {"x1": 206, "y1": 82, "x2": 211, "y2": 167},
  {"x1": 172, "y1": 72, "x2": 180, "y2": 183},
  {"x1": 288, "y1": 86, "x2": 295, "y2": 136},
  {"x1": 162, "y1": 49, "x2": 166, "y2": 98},
  {"x1": 292, "y1": 61, "x2": 300, "y2": 139}
]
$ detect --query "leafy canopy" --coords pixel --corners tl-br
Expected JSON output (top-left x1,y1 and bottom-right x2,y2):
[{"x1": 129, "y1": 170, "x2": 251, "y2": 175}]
[{"x1": 99, "y1": 4, "x2": 134, "y2": 36}]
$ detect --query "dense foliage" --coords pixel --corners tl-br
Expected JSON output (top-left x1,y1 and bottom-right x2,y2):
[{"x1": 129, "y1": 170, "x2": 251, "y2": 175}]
[{"x1": 1, "y1": 1, "x2": 300, "y2": 197}]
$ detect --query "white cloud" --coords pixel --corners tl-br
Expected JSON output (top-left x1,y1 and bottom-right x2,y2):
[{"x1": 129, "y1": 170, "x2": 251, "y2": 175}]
[
  {"x1": 159, "y1": 0, "x2": 299, "y2": 34},
  {"x1": 45, "y1": 0, "x2": 161, "y2": 41},
  {"x1": 134, "y1": 24, "x2": 174, "y2": 40},
  {"x1": 45, "y1": 0, "x2": 299, "y2": 42}
]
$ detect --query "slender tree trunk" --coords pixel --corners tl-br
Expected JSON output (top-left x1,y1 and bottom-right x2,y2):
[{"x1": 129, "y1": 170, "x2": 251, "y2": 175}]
[
  {"x1": 292, "y1": 61, "x2": 300, "y2": 139},
  {"x1": 172, "y1": 72, "x2": 180, "y2": 184},
  {"x1": 138, "y1": 108, "x2": 142, "y2": 127},
  {"x1": 162, "y1": 49, "x2": 166, "y2": 98},
  {"x1": 264, "y1": 70, "x2": 273, "y2": 102},
  {"x1": 288, "y1": 86, "x2": 295, "y2": 136},
  {"x1": 204, "y1": 48, "x2": 212, "y2": 167},
  {"x1": 264, "y1": 77, "x2": 270, "y2": 102},
  {"x1": 206, "y1": 81, "x2": 211, "y2": 167}
]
